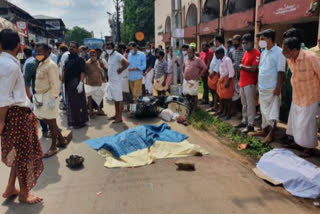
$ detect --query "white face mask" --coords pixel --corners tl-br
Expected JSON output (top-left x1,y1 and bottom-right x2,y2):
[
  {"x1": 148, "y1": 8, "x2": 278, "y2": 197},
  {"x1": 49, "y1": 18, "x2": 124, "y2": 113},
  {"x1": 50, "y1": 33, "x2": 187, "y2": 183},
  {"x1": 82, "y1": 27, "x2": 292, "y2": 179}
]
[
  {"x1": 182, "y1": 51, "x2": 187, "y2": 56},
  {"x1": 106, "y1": 49, "x2": 113, "y2": 55},
  {"x1": 146, "y1": 49, "x2": 151, "y2": 53},
  {"x1": 259, "y1": 40, "x2": 267, "y2": 49}
]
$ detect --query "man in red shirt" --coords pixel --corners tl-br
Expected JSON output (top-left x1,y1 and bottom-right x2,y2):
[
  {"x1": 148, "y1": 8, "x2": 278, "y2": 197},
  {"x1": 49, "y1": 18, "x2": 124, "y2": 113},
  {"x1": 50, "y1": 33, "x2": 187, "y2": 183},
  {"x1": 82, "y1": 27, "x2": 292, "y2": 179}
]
[
  {"x1": 235, "y1": 33, "x2": 260, "y2": 133},
  {"x1": 200, "y1": 42, "x2": 214, "y2": 105}
]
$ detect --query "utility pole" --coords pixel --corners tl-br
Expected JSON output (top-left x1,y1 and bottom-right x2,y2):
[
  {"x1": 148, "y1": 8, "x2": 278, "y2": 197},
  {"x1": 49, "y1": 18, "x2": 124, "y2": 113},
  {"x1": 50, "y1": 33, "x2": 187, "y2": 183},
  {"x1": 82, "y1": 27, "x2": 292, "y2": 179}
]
[
  {"x1": 171, "y1": 0, "x2": 184, "y2": 95},
  {"x1": 177, "y1": 0, "x2": 183, "y2": 86},
  {"x1": 171, "y1": 0, "x2": 177, "y2": 86},
  {"x1": 114, "y1": 0, "x2": 121, "y2": 44}
]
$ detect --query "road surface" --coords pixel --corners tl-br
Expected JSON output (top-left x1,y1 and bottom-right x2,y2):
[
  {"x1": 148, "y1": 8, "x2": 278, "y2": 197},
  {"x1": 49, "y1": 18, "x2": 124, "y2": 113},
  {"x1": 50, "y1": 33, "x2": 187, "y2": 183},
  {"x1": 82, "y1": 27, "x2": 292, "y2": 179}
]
[{"x1": 0, "y1": 103, "x2": 317, "y2": 214}]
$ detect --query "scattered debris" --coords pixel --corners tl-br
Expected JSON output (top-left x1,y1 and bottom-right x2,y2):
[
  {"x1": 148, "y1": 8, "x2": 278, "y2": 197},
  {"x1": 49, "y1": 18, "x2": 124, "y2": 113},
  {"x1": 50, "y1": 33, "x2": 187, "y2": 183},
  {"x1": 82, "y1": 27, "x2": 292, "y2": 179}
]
[
  {"x1": 175, "y1": 160, "x2": 195, "y2": 171},
  {"x1": 177, "y1": 115, "x2": 189, "y2": 126},
  {"x1": 66, "y1": 155, "x2": 85, "y2": 169},
  {"x1": 237, "y1": 143, "x2": 248, "y2": 150}
]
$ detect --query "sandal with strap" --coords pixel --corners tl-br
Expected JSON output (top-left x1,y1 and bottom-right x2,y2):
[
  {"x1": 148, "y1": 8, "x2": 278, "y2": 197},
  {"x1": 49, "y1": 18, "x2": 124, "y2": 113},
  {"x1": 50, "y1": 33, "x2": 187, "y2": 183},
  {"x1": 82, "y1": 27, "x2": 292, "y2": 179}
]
[{"x1": 43, "y1": 149, "x2": 58, "y2": 158}]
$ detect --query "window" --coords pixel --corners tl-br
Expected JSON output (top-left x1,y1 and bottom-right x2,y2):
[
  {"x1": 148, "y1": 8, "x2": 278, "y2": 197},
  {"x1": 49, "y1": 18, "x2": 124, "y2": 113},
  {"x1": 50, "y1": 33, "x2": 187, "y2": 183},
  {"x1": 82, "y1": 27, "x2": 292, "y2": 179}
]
[
  {"x1": 201, "y1": 0, "x2": 220, "y2": 23},
  {"x1": 186, "y1": 4, "x2": 197, "y2": 27}
]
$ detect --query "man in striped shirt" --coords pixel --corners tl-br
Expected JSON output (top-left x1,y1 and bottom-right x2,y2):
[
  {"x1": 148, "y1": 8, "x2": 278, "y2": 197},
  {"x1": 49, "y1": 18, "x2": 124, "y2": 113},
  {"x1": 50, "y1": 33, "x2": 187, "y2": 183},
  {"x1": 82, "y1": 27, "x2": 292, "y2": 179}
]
[{"x1": 282, "y1": 37, "x2": 320, "y2": 157}]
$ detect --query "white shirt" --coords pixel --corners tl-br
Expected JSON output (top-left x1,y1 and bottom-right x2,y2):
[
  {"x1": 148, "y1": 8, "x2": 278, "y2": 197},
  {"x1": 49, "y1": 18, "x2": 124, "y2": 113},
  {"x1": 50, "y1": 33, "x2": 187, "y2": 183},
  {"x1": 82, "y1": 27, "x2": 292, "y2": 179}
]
[
  {"x1": 0, "y1": 52, "x2": 31, "y2": 108},
  {"x1": 121, "y1": 53, "x2": 128, "y2": 79},
  {"x1": 219, "y1": 56, "x2": 235, "y2": 78},
  {"x1": 59, "y1": 51, "x2": 70, "y2": 76},
  {"x1": 50, "y1": 53, "x2": 58, "y2": 64},
  {"x1": 258, "y1": 45, "x2": 286, "y2": 90},
  {"x1": 23, "y1": 56, "x2": 35, "y2": 76},
  {"x1": 107, "y1": 50, "x2": 125, "y2": 81},
  {"x1": 209, "y1": 45, "x2": 227, "y2": 73}
]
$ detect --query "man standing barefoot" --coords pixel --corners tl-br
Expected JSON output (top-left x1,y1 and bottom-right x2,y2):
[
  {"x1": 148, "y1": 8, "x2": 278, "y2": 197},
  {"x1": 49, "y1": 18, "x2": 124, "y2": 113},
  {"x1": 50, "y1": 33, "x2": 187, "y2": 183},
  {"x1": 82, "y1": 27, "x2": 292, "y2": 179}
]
[
  {"x1": 0, "y1": 30, "x2": 43, "y2": 204},
  {"x1": 106, "y1": 41, "x2": 129, "y2": 123}
]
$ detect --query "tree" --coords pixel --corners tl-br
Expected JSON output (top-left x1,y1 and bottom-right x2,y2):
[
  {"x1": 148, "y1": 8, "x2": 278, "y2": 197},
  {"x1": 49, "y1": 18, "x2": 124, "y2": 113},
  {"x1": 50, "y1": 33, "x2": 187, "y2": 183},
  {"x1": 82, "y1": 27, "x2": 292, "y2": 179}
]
[
  {"x1": 65, "y1": 26, "x2": 93, "y2": 45},
  {"x1": 121, "y1": 0, "x2": 155, "y2": 44}
]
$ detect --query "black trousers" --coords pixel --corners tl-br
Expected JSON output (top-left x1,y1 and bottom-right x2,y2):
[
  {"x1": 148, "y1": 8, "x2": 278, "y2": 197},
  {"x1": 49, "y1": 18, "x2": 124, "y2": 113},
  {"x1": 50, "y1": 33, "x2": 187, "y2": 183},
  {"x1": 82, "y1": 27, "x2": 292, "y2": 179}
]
[{"x1": 202, "y1": 73, "x2": 209, "y2": 103}]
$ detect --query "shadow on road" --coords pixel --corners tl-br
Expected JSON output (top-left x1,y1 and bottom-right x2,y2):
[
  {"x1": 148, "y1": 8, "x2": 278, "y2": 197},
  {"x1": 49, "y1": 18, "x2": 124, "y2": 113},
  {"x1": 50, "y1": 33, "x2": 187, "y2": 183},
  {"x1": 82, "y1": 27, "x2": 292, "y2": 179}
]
[
  {"x1": 2, "y1": 198, "x2": 44, "y2": 214},
  {"x1": 33, "y1": 156, "x2": 61, "y2": 191}
]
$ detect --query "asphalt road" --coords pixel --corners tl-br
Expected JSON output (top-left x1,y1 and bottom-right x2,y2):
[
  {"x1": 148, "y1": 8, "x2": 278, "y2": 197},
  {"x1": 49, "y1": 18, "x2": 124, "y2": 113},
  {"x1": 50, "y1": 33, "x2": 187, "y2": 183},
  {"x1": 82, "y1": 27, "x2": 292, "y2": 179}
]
[{"x1": 0, "y1": 102, "x2": 317, "y2": 214}]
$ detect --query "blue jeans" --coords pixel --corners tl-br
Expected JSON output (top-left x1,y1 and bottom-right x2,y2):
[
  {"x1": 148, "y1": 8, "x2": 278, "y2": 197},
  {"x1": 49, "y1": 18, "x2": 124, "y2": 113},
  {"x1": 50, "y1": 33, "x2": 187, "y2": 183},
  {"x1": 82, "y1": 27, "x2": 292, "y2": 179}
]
[
  {"x1": 61, "y1": 84, "x2": 67, "y2": 107},
  {"x1": 40, "y1": 120, "x2": 48, "y2": 133}
]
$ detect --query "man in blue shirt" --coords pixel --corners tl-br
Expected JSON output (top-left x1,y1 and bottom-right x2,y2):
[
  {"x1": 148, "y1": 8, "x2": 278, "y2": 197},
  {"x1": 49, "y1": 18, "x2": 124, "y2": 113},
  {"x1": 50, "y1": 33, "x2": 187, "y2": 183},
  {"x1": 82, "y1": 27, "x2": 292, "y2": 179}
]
[
  {"x1": 128, "y1": 41, "x2": 146, "y2": 102},
  {"x1": 251, "y1": 29, "x2": 286, "y2": 144}
]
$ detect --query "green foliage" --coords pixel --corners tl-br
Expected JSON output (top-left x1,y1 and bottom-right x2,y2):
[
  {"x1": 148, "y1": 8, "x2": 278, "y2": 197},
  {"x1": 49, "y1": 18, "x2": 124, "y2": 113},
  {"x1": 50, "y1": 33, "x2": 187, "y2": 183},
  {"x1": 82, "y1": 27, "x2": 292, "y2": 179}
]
[
  {"x1": 65, "y1": 26, "x2": 93, "y2": 45},
  {"x1": 188, "y1": 110, "x2": 272, "y2": 159},
  {"x1": 121, "y1": 0, "x2": 155, "y2": 44}
]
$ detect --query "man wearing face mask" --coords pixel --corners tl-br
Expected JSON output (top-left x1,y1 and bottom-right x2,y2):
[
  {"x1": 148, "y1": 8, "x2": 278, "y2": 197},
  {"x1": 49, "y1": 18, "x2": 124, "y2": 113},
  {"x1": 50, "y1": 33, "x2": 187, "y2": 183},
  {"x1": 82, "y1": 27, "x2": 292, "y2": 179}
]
[
  {"x1": 183, "y1": 47, "x2": 207, "y2": 111},
  {"x1": 282, "y1": 37, "x2": 320, "y2": 157},
  {"x1": 143, "y1": 43, "x2": 156, "y2": 96},
  {"x1": 235, "y1": 33, "x2": 260, "y2": 133},
  {"x1": 34, "y1": 43, "x2": 70, "y2": 158},
  {"x1": 106, "y1": 41, "x2": 129, "y2": 123},
  {"x1": 200, "y1": 42, "x2": 214, "y2": 105},
  {"x1": 85, "y1": 49, "x2": 106, "y2": 118},
  {"x1": 62, "y1": 41, "x2": 88, "y2": 129},
  {"x1": 128, "y1": 41, "x2": 146, "y2": 103},
  {"x1": 216, "y1": 47, "x2": 235, "y2": 120},
  {"x1": 23, "y1": 47, "x2": 50, "y2": 138},
  {"x1": 229, "y1": 34, "x2": 244, "y2": 108},
  {"x1": 251, "y1": 29, "x2": 286, "y2": 144},
  {"x1": 181, "y1": 44, "x2": 189, "y2": 62},
  {"x1": 208, "y1": 35, "x2": 227, "y2": 112}
]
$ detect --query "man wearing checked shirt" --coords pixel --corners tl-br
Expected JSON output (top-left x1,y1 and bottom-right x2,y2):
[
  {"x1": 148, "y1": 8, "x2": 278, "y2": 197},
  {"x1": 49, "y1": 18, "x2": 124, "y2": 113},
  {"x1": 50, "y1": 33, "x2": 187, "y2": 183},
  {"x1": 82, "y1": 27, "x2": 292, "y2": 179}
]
[{"x1": 128, "y1": 41, "x2": 147, "y2": 103}]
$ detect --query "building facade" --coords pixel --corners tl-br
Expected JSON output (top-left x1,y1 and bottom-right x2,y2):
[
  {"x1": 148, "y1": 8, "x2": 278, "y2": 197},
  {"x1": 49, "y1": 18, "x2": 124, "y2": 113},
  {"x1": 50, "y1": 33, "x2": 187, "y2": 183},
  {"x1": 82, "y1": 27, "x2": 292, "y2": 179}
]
[
  {"x1": 0, "y1": 0, "x2": 66, "y2": 44},
  {"x1": 155, "y1": 0, "x2": 320, "y2": 50}
]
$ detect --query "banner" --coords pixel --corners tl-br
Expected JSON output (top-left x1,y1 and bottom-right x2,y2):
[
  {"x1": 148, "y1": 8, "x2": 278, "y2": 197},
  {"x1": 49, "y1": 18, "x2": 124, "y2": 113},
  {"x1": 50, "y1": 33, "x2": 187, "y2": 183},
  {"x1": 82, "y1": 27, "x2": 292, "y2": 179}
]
[
  {"x1": 16, "y1": 21, "x2": 28, "y2": 36},
  {"x1": 83, "y1": 38, "x2": 104, "y2": 49}
]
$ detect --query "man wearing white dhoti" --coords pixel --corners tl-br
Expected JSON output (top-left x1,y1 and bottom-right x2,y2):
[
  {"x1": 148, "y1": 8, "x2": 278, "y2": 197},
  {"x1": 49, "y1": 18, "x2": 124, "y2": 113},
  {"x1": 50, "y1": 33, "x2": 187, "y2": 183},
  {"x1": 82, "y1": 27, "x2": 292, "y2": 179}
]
[
  {"x1": 85, "y1": 49, "x2": 106, "y2": 119},
  {"x1": 106, "y1": 41, "x2": 129, "y2": 123},
  {"x1": 251, "y1": 29, "x2": 286, "y2": 144},
  {"x1": 282, "y1": 36, "x2": 320, "y2": 157}
]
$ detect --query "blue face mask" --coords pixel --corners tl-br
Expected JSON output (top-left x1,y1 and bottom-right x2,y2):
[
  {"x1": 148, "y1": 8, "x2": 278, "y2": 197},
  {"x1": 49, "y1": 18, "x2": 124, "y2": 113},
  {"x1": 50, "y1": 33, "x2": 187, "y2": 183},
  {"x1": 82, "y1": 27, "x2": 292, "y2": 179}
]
[
  {"x1": 130, "y1": 50, "x2": 135, "y2": 54},
  {"x1": 146, "y1": 50, "x2": 151, "y2": 54}
]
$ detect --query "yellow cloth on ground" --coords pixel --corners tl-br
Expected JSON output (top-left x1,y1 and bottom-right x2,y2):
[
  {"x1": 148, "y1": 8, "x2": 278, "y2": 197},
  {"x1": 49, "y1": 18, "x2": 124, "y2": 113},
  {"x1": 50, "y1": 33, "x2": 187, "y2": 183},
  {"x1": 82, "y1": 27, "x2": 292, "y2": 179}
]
[{"x1": 97, "y1": 140, "x2": 209, "y2": 168}]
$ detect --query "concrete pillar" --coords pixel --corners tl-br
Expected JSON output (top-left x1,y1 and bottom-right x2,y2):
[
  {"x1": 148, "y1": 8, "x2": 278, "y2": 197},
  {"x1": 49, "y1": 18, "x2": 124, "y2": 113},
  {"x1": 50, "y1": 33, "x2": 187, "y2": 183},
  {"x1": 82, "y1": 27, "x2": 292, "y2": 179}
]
[
  {"x1": 254, "y1": 0, "x2": 263, "y2": 48},
  {"x1": 197, "y1": 0, "x2": 202, "y2": 52},
  {"x1": 219, "y1": 0, "x2": 223, "y2": 34},
  {"x1": 318, "y1": 12, "x2": 320, "y2": 40}
]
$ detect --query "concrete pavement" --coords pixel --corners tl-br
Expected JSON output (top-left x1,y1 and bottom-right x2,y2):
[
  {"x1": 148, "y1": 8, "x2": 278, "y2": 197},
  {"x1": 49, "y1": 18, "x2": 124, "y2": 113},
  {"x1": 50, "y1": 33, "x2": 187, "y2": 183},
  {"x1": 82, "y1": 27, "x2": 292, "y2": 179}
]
[{"x1": 0, "y1": 102, "x2": 317, "y2": 214}]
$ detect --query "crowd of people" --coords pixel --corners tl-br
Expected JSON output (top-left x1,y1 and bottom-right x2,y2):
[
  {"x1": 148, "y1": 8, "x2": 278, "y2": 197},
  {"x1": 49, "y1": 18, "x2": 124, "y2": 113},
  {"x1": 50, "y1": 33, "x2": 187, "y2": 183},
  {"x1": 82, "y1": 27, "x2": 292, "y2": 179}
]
[{"x1": 0, "y1": 26, "x2": 319, "y2": 204}]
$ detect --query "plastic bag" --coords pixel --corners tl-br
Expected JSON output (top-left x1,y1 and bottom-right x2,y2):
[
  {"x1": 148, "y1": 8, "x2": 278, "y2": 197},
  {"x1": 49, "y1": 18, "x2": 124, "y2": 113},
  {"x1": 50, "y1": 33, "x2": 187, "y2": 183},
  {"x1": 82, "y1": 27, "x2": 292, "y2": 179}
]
[{"x1": 160, "y1": 109, "x2": 174, "y2": 122}]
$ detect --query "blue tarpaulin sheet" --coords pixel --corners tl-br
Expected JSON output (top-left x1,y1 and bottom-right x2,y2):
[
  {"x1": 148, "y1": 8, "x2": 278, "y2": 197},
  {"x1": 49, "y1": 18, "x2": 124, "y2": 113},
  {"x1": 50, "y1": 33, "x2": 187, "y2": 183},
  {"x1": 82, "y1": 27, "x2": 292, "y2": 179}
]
[{"x1": 85, "y1": 123, "x2": 188, "y2": 159}]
